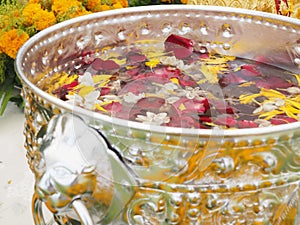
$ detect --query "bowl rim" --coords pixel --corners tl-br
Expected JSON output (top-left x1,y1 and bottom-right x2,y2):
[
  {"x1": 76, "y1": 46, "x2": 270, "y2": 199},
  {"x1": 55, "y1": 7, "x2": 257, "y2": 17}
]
[{"x1": 15, "y1": 5, "x2": 300, "y2": 138}]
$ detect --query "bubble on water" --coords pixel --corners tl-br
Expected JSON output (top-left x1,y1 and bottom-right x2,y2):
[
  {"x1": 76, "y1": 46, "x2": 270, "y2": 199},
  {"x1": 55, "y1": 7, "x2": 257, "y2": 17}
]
[{"x1": 161, "y1": 23, "x2": 172, "y2": 34}]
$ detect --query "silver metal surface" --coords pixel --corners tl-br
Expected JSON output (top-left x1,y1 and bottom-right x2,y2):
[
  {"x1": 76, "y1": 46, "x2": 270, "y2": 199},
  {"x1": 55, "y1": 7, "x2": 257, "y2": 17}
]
[{"x1": 15, "y1": 5, "x2": 300, "y2": 225}]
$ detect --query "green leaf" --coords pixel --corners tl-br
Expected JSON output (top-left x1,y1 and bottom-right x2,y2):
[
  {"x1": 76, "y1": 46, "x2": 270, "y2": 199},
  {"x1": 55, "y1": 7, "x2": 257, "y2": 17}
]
[{"x1": 0, "y1": 79, "x2": 13, "y2": 116}]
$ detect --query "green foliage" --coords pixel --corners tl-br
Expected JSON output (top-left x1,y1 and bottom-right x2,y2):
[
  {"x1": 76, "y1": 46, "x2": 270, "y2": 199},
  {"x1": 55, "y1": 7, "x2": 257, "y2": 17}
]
[{"x1": 0, "y1": 53, "x2": 23, "y2": 116}]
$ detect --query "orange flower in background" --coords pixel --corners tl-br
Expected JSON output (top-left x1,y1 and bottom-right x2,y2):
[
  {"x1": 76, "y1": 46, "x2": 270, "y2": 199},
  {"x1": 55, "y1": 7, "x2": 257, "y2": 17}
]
[
  {"x1": 22, "y1": 3, "x2": 56, "y2": 30},
  {"x1": 85, "y1": 0, "x2": 102, "y2": 11},
  {"x1": 52, "y1": 0, "x2": 90, "y2": 21},
  {"x1": 0, "y1": 29, "x2": 29, "y2": 59}
]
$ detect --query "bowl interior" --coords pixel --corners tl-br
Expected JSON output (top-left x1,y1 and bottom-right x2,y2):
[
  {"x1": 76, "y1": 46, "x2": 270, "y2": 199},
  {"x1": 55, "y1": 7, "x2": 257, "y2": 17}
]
[{"x1": 15, "y1": 5, "x2": 300, "y2": 136}]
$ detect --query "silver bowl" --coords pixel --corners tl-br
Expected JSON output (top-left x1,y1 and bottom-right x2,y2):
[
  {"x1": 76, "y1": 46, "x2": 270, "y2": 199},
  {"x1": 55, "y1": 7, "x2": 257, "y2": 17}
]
[{"x1": 15, "y1": 5, "x2": 300, "y2": 225}]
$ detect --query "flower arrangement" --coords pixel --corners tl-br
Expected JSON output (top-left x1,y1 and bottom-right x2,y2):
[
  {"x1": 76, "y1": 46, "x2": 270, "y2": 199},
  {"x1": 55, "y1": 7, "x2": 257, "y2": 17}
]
[{"x1": 0, "y1": 0, "x2": 129, "y2": 115}]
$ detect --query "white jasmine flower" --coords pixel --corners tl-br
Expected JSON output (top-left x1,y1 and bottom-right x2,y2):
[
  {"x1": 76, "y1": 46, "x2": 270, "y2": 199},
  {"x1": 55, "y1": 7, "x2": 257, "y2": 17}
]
[
  {"x1": 66, "y1": 94, "x2": 83, "y2": 106},
  {"x1": 136, "y1": 112, "x2": 170, "y2": 125},
  {"x1": 102, "y1": 94, "x2": 121, "y2": 102},
  {"x1": 156, "y1": 82, "x2": 178, "y2": 96},
  {"x1": 66, "y1": 91, "x2": 101, "y2": 110},
  {"x1": 160, "y1": 56, "x2": 196, "y2": 73},
  {"x1": 166, "y1": 96, "x2": 180, "y2": 104},
  {"x1": 254, "y1": 119, "x2": 272, "y2": 127},
  {"x1": 79, "y1": 72, "x2": 94, "y2": 86},
  {"x1": 123, "y1": 92, "x2": 145, "y2": 103},
  {"x1": 283, "y1": 87, "x2": 300, "y2": 95},
  {"x1": 84, "y1": 90, "x2": 101, "y2": 110},
  {"x1": 253, "y1": 98, "x2": 285, "y2": 114},
  {"x1": 178, "y1": 86, "x2": 207, "y2": 99},
  {"x1": 111, "y1": 80, "x2": 121, "y2": 92}
]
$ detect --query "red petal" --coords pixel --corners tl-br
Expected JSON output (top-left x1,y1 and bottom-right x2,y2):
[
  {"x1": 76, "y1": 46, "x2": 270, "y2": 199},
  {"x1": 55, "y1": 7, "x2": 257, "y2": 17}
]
[
  {"x1": 219, "y1": 73, "x2": 247, "y2": 87},
  {"x1": 102, "y1": 60, "x2": 120, "y2": 70},
  {"x1": 270, "y1": 116, "x2": 298, "y2": 125},
  {"x1": 165, "y1": 34, "x2": 194, "y2": 50},
  {"x1": 165, "y1": 34, "x2": 194, "y2": 59},
  {"x1": 91, "y1": 58, "x2": 104, "y2": 70},
  {"x1": 213, "y1": 115, "x2": 237, "y2": 127},
  {"x1": 103, "y1": 101, "x2": 123, "y2": 113},
  {"x1": 127, "y1": 52, "x2": 147, "y2": 64},
  {"x1": 136, "y1": 97, "x2": 165, "y2": 109},
  {"x1": 256, "y1": 77, "x2": 293, "y2": 89},
  {"x1": 168, "y1": 115, "x2": 199, "y2": 128},
  {"x1": 100, "y1": 87, "x2": 111, "y2": 96},
  {"x1": 237, "y1": 120, "x2": 259, "y2": 128},
  {"x1": 241, "y1": 64, "x2": 261, "y2": 77}
]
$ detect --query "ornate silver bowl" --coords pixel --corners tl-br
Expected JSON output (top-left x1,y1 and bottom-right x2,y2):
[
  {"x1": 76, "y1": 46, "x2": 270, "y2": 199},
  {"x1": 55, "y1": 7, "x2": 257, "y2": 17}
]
[{"x1": 15, "y1": 5, "x2": 300, "y2": 225}]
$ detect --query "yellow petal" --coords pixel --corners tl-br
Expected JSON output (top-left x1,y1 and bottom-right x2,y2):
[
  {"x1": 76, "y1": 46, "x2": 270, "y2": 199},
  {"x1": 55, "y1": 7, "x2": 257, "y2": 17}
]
[
  {"x1": 95, "y1": 104, "x2": 107, "y2": 112},
  {"x1": 179, "y1": 103, "x2": 186, "y2": 111},
  {"x1": 93, "y1": 74, "x2": 112, "y2": 83},
  {"x1": 259, "y1": 109, "x2": 281, "y2": 120},
  {"x1": 260, "y1": 88, "x2": 285, "y2": 99},
  {"x1": 293, "y1": 73, "x2": 300, "y2": 86},
  {"x1": 78, "y1": 86, "x2": 94, "y2": 97},
  {"x1": 170, "y1": 77, "x2": 179, "y2": 85},
  {"x1": 239, "y1": 93, "x2": 261, "y2": 104},
  {"x1": 145, "y1": 59, "x2": 160, "y2": 68}
]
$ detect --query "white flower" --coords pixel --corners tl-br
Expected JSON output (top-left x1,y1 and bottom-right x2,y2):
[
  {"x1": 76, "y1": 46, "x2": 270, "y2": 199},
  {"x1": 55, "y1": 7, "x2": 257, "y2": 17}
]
[
  {"x1": 160, "y1": 56, "x2": 197, "y2": 73},
  {"x1": 84, "y1": 91, "x2": 101, "y2": 109},
  {"x1": 111, "y1": 80, "x2": 121, "y2": 92},
  {"x1": 166, "y1": 96, "x2": 180, "y2": 104},
  {"x1": 284, "y1": 87, "x2": 300, "y2": 95},
  {"x1": 66, "y1": 94, "x2": 83, "y2": 106},
  {"x1": 66, "y1": 90, "x2": 101, "y2": 110},
  {"x1": 135, "y1": 112, "x2": 170, "y2": 125},
  {"x1": 123, "y1": 92, "x2": 145, "y2": 103},
  {"x1": 253, "y1": 98, "x2": 285, "y2": 114},
  {"x1": 156, "y1": 82, "x2": 178, "y2": 96},
  {"x1": 78, "y1": 72, "x2": 94, "y2": 86},
  {"x1": 254, "y1": 119, "x2": 272, "y2": 127},
  {"x1": 102, "y1": 94, "x2": 121, "y2": 102},
  {"x1": 178, "y1": 86, "x2": 207, "y2": 99}
]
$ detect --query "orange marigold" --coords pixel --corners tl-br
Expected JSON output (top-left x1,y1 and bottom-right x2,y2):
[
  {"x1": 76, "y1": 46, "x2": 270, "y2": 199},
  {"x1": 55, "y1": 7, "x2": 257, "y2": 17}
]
[
  {"x1": 0, "y1": 29, "x2": 29, "y2": 59},
  {"x1": 22, "y1": 3, "x2": 56, "y2": 30},
  {"x1": 100, "y1": 4, "x2": 111, "y2": 11},
  {"x1": 52, "y1": 0, "x2": 90, "y2": 20},
  {"x1": 112, "y1": 3, "x2": 123, "y2": 9},
  {"x1": 85, "y1": 0, "x2": 102, "y2": 11},
  {"x1": 111, "y1": 0, "x2": 128, "y2": 7}
]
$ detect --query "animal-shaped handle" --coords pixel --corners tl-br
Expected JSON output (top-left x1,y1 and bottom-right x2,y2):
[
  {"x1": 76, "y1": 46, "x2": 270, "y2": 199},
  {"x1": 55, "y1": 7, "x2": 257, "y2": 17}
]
[{"x1": 31, "y1": 113, "x2": 136, "y2": 225}]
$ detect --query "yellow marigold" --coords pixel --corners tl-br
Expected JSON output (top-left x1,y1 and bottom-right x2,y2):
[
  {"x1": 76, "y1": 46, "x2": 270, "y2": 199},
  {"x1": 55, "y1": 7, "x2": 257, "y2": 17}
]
[
  {"x1": 85, "y1": 0, "x2": 102, "y2": 11},
  {"x1": 100, "y1": 4, "x2": 111, "y2": 11},
  {"x1": 111, "y1": 0, "x2": 128, "y2": 7},
  {"x1": 35, "y1": 9, "x2": 57, "y2": 30},
  {"x1": 0, "y1": 29, "x2": 29, "y2": 59},
  {"x1": 22, "y1": 3, "x2": 56, "y2": 31},
  {"x1": 112, "y1": 3, "x2": 123, "y2": 9},
  {"x1": 22, "y1": 3, "x2": 41, "y2": 25},
  {"x1": 52, "y1": 0, "x2": 90, "y2": 20},
  {"x1": 28, "y1": 0, "x2": 42, "y2": 3}
]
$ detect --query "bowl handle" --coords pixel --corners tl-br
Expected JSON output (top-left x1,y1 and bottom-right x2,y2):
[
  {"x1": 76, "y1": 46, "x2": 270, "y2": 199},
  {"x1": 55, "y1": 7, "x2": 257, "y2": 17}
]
[
  {"x1": 31, "y1": 113, "x2": 136, "y2": 225},
  {"x1": 33, "y1": 194, "x2": 94, "y2": 225}
]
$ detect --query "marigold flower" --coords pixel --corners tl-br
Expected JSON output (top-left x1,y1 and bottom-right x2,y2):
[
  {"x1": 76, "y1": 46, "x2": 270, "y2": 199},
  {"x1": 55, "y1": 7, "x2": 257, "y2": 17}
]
[
  {"x1": 0, "y1": 29, "x2": 29, "y2": 59},
  {"x1": 100, "y1": 5, "x2": 112, "y2": 11},
  {"x1": 85, "y1": 0, "x2": 102, "y2": 11},
  {"x1": 22, "y1": 3, "x2": 56, "y2": 30},
  {"x1": 52, "y1": 0, "x2": 90, "y2": 20},
  {"x1": 112, "y1": 3, "x2": 123, "y2": 9}
]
